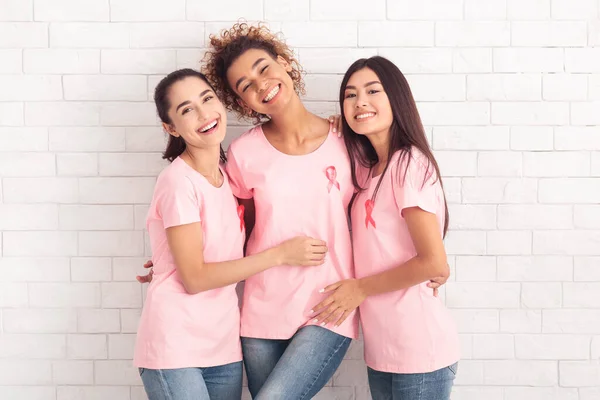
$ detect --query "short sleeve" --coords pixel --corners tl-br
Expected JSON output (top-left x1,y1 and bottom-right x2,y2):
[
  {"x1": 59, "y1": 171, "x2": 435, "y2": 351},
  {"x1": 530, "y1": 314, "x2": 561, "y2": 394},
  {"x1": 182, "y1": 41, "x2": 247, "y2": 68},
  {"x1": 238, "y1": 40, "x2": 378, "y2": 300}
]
[
  {"x1": 392, "y1": 152, "x2": 440, "y2": 216},
  {"x1": 157, "y1": 175, "x2": 201, "y2": 229},
  {"x1": 225, "y1": 145, "x2": 253, "y2": 199}
]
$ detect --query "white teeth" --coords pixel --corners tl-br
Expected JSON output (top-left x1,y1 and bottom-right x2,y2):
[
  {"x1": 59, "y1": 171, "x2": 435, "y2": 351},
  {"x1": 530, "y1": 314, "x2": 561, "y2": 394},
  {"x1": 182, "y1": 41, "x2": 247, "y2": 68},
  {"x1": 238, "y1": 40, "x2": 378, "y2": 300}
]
[
  {"x1": 200, "y1": 120, "x2": 217, "y2": 132},
  {"x1": 356, "y1": 113, "x2": 375, "y2": 120},
  {"x1": 264, "y1": 85, "x2": 279, "y2": 102}
]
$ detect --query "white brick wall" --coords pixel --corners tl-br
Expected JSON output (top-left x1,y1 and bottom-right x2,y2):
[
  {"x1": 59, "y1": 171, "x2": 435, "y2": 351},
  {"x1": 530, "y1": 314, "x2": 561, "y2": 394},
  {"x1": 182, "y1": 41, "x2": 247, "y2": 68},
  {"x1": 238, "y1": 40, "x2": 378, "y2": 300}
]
[{"x1": 1, "y1": 1, "x2": 599, "y2": 399}]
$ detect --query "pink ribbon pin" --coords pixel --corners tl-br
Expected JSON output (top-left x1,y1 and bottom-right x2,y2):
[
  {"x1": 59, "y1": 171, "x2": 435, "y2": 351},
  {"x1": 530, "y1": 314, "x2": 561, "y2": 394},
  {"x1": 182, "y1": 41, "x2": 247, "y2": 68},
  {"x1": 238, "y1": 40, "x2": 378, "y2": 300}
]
[
  {"x1": 365, "y1": 199, "x2": 376, "y2": 229},
  {"x1": 237, "y1": 205, "x2": 245, "y2": 232},
  {"x1": 325, "y1": 166, "x2": 340, "y2": 193}
]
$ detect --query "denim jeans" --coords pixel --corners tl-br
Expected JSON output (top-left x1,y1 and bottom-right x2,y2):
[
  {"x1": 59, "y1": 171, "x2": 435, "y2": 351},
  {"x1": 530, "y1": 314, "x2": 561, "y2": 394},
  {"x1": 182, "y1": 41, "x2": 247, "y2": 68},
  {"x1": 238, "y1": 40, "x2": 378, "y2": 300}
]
[
  {"x1": 367, "y1": 362, "x2": 458, "y2": 400},
  {"x1": 241, "y1": 325, "x2": 352, "y2": 399},
  {"x1": 139, "y1": 361, "x2": 243, "y2": 400}
]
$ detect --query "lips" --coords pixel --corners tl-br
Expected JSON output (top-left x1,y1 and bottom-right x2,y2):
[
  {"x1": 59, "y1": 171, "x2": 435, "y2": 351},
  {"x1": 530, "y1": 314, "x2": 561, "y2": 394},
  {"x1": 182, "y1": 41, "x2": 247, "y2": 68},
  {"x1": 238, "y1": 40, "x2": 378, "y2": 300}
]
[
  {"x1": 354, "y1": 112, "x2": 376, "y2": 121},
  {"x1": 262, "y1": 84, "x2": 280, "y2": 103}
]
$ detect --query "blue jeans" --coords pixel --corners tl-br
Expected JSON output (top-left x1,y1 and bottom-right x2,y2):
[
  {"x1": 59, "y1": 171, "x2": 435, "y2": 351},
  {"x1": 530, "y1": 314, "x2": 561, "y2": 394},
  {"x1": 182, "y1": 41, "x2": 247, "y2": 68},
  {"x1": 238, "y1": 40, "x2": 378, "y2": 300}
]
[
  {"x1": 139, "y1": 362, "x2": 243, "y2": 400},
  {"x1": 367, "y1": 362, "x2": 458, "y2": 400},
  {"x1": 241, "y1": 325, "x2": 352, "y2": 399}
]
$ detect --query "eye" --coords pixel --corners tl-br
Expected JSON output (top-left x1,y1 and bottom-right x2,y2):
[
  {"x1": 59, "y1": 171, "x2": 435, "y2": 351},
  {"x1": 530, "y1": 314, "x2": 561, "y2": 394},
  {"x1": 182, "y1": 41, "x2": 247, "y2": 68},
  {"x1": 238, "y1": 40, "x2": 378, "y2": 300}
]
[
  {"x1": 182, "y1": 107, "x2": 193, "y2": 115},
  {"x1": 344, "y1": 93, "x2": 356, "y2": 99},
  {"x1": 368, "y1": 89, "x2": 380, "y2": 94},
  {"x1": 203, "y1": 95, "x2": 214, "y2": 103},
  {"x1": 260, "y1": 65, "x2": 268, "y2": 73},
  {"x1": 242, "y1": 83, "x2": 251, "y2": 93}
]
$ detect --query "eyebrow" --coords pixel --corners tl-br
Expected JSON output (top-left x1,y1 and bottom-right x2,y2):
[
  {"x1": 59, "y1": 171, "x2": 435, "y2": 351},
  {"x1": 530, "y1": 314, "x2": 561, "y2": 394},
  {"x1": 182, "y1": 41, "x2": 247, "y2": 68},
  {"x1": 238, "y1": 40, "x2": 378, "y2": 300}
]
[
  {"x1": 345, "y1": 81, "x2": 381, "y2": 90},
  {"x1": 175, "y1": 89, "x2": 213, "y2": 112},
  {"x1": 235, "y1": 58, "x2": 267, "y2": 90}
]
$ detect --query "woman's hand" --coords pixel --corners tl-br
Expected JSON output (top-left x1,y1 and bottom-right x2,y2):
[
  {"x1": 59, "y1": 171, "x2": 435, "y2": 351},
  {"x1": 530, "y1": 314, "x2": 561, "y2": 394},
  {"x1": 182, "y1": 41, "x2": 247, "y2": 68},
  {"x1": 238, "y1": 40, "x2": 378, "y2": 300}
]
[
  {"x1": 311, "y1": 279, "x2": 366, "y2": 327},
  {"x1": 276, "y1": 236, "x2": 328, "y2": 267},
  {"x1": 328, "y1": 115, "x2": 343, "y2": 137},
  {"x1": 136, "y1": 260, "x2": 154, "y2": 283},
  {"x1": 427, "y1": 263, "x2": 450, "y2": 297}
]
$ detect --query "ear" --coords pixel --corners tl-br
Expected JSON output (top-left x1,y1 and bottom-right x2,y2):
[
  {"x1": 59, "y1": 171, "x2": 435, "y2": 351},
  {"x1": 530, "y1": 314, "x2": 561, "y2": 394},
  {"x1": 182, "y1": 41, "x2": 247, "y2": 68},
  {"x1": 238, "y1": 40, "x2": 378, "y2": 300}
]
[
  {"x1": 163, "y1": 122, "x2": 178, "y2": 137},
  {"x1": 277, "y1": 55, "x2": 292, "y2": 73}
]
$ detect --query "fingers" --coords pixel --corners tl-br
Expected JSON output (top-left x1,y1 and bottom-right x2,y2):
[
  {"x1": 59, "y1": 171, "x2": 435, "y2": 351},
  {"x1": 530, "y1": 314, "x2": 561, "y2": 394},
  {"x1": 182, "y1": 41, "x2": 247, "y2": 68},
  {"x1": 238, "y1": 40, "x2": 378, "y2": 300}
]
[
  {"x1": 311, "y1": 295, "x2": 335, "y2": 315},
  {"x1": 334, "y1": 309, "x2": 352, "y2": 327},
  {"x1": 427, "y1": 282, "x2": 441, "y2": 289},
  {"x1": 308, "y1": 238, "x2": 327, "y2": 247},
  {"x1": 321, "y1": 307, "x2": 344, "y2": 326},
  {"x1": 311, "y1": 245, "x2": 328, "y2": 254},
  {"x1": 143, "y1": 260, "x2": 153, "y2": 268},
  {"x1": 136, "y1": 275, "x2": 149, "y2": 283},
  {"x1": 433, "y1": 287, "x2": 439, "y2": 297},
  {"x1": 314, "y1": 304, "x2": 340, "y2": 325}
]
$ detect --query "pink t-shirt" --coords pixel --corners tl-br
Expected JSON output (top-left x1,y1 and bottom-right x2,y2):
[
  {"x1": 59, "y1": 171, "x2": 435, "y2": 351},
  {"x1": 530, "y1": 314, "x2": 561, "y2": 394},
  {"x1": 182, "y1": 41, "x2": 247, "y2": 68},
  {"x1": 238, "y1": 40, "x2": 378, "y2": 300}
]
[
  {"x1": 225, "y1": 125, "x2": 359, "y2": 340},
  {"x1": 351, "y1": 148, "x2": 460, "y2": 373},
  {"x1": 134, "y1": 157, "x2": 244, "y2": 369}
]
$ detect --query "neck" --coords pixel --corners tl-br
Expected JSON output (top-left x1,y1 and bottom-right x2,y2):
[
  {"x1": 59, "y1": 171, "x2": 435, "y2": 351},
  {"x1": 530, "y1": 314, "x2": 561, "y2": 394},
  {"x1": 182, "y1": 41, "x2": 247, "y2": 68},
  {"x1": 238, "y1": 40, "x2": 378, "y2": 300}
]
[
  {"x1": 267, "y1": 94, "x2": 315, "y2": 139},
  {"x1": 181, "y1": 144, "x2": 221, "y2": 179},
  {"x1": 368, "y1": 130, "x2": 390, "y2": 165}
]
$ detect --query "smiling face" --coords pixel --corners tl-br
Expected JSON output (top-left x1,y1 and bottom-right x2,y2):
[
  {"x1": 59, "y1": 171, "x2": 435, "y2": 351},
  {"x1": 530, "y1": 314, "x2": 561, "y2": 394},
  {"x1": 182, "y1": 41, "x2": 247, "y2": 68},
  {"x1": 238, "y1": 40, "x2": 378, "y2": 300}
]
[
  {"x1": 225, "y1": 48, "x2": 295, "y2": 117},
  {"x1": 163, "y1": 76, "x2": 227, "y2": 151},
  {"x1": 342, "y1": 67, "x2": 394, "y2": 140}
]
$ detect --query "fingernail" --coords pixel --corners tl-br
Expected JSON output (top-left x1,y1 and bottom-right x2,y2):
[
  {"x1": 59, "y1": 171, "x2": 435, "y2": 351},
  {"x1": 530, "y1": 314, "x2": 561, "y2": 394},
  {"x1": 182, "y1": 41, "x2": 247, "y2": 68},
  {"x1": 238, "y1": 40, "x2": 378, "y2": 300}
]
[
  {"x1": 320, "y1": 322, "x2": 326, "y2": 326},
  {"x1": 313, "y1": 318, "x2": 318, "y2": 323},
  {"x1": 333, "y1": 128, "x2": 337, "y2": 132},
  {"x1": 310, "y1": 309, "x2": 314, "y2": 313},
  {"x1": 319, "y1": 288, "x2": 324, "y2": 293}
]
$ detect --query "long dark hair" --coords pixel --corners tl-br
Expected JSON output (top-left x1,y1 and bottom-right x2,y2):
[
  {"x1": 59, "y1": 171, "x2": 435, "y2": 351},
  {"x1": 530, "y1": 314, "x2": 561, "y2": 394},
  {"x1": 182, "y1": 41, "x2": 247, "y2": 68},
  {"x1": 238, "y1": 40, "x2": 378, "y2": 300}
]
[
  {"x1": 154, "y1": 68, "x2": 226, "y2": 163},
  {"x1": 339, "y1": 56, "x2": 449, "y2": 237}
]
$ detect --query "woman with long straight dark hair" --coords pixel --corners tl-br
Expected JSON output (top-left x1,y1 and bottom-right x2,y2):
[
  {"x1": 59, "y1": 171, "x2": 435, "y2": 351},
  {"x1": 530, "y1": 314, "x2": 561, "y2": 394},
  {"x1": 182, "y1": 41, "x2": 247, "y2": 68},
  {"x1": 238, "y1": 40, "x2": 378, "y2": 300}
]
[{"x1": 312, "y1": 56, "x2": 460, "y2": 399}]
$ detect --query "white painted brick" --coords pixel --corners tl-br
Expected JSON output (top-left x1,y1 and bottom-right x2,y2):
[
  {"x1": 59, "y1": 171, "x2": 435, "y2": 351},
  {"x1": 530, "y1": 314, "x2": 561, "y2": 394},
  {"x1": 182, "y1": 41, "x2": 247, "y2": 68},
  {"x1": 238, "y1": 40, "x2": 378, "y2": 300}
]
[
  {"x1": 79, "y1": 177, "x2": 155, "y2": 204},
  {"x1": 0, "y1": 49, "x2": 22, "y2": 73},
  {"x1": 436, "y1": 22, "x2": 510, "y2": 47},
  {"x1": 452, "y1": 48, "x2": 492, "y2": 73},
  {"x1": 71, "y1": 258, "x2": 112, "y2": 282},
  {"x1": 487, "y1": 231, "x2": 532, "y2": 255},
  {"x1": 448, "y1": 205, "x2": 497, "y2": 230},
  {"x1": 113, "y1": 257, "x2": 147, "y2": 281},
  {"x1": 186, "y1": 0, "x2": 263, "y2": 20},
  {"x1": 467, "y1": 74, "x2": 541, "y2": 101},
  {"x1": 534, "y1": 231, "x2": 600, "y2": 255},
  {"x1": 0, "y1": 22, "x2": 47, "y2": 48},
  {"x1": 463, "y1": 178, "x2": 537, "y2": 204},
  {"x1": 25, "y1": 102, "x2": 100, "y2": 127},
  {"x1": 3, "y1": 232, "x2": 77, "y2": 256},
  {"x1": 264, "y1": 0, "x2": 309, "y2": 20},
  {"x1": 77, "y1": 309, "x2": 120, "y2": 333},
  {"x1": 311, "y1": 0, "x2": 384, "y2": 20},
  {"x1": 493, "y1": 102, "x2": 570, "y2": 125},
  {"x1": 497, "y1": 256, "x2": 573, "y2": 281},
  {"x1": 419, "y1": 103, "x2": 490, "y2": 126},
  {"x1": 0, "y1": 0, "x2": 33, "y2": 20},
  {"x1": 494, "y1": 48, "x2": 563, "y2": 73},
  {"x1": 176, "y1": 49, "x2": 204, "y2": 70},
  {"x1": 387, "y1": 0, "x2": 463, "y2": 20},
  {"x1": 0, "y1": 283, "x2": 28, "y2": 307},
  {"x1": 281, "y1": 22, "x2": 357, "y2": 47},
  {"x1": 304, "y1": 101, "x2": 337, "y2": 119},
  {"x1": 29, "y1": 283, "x2": 100, "y2": 308},
  {"x1": 79, "y1": 231, "x2": 144, "y2": 257},
  {"x1": 406, "y1": 75, "x2": 466, "y2": 101},
  {"x1": 50, "y1": 23, "x2": 128, "y2": 48},
  {"x1": 0, "y1": 128, "x2": 47, "y2": 152},
  {"x1": 465, "y1": 0, "x2": 507, "y2": 19},
  {"x1": 543, "y1": 310, "x2": 600, "y2": 333},
  {"x1": 590, "y1": 21, "x2": 600, "y2": 47},
  {"x1": 459, "y1": 334, "x2": 473, "y2": 359},
  {"x1": 359, "y1": 22, "x2": 434, "y2": 47},
  {"x1": 432, "y1": 151, "x2": 477, "y2": 177},
  {"x1": 565, "y1": 49, "x2": 600, "y2": 72},
  {"x1": 543, "y1": 74, "x2": 588, "y2": 101},
  {"x1": 0, "y1": 360, "x2": 52, "y2": 385},
  {"x1": 581, "y1": 388, "x2": 600, "y2": 400},
  {"x1": 99, "y1": 153, "x2": 166, "y2": 176},
  {"x1": 507, "y1": 0, "x2": 551, "y2": 19},
  {"x1": 120, "y1": 309, "x2": 141, "y2": 333},
  {"x1": 442, "y1": 177, "x2": 461, "y2": 204},
  {"x1": 560, "y1": 361, "x2": 600, "y2": 387},
  {"x1": 60, "y1": 205, "x2": 133, "y2": 231},
  {"x1": 522, "y1": 282, "x2": 562, "y2": 308},
  {"x1": 473, "y1": 334, "x2": 514, "y2": 359},
  {"x1": 591, "y1": 74, "x2": 600, "y2": 99},
  {"x1": 2, "y1": 309, "x2": 77, "y2": 333},
  {"x1": 539, "y1": 178, "x2": 600, "y2": 203},
  {"x1": 478, "y1": 151, "x2": 522, "y2": 177},
  {"x1": 302, "y1": 74, "x2": 342, "y2": 102},
  {"x1": 34, "y1": 0, "x2": 109, "y2": 21},
  {"x1": 101, "y1": 50, "x2": 175, "y2": 74},
  {"x1": 331, "y1": 360, "x2": 369, "y2": 387},
  {"x1": 503, "y1": 387, "x2": 578, "y2": 400},
  {"x1": 0, "y1": 387, "x2": 55, "y2": 400},
  {"x1": 446, "y1": 283, "x2": 520, "y2": 308},
  {"x1": 593, "y1": 336, "x2": 600, "y2": 359},
  {"x1": 455, "y1": 256, "x2": 497, "y2": 282},
  {"x1": 452, "y1": 387, "x2": 503, "y2": 400},
  {"x1": 108, "y1": 334, "x2": 136, "y2": 359},
  {"x1": 512, "y1": 22, "x2": 587, "y2": 46},
  {"x1": 552, "y1": 0, "x2": 598, "y2": 19},
  {"x1": 572, "y1": 102, "x2": 600, "y2": 125},
  {"x1": 57, "y1": 153, "x2": 98, "y2": 176},
  {"x1": 95, "y1": 360, "x2": 141, "y2": 385},
  {"x1": 0, "y1": 103, "x2": 24, "y2": 126},
  {"x1": 564, "y1": 283, "x2": 600, "y2": 307},
  {"x1": 510, "y1": 126, "x2": 553, "y2": 150},
  {"x1": 0, "y1": 152, "x2": 55, "y2": 177},
  {"x1": 343, "y1": 338, "x2": 364, "y2": 360},
  {"x1": 64, "y1": 75, "x2": 146, "y2": 101},
  {"x1": 110, "y1": 0, "x2": 185, "y2": 21},
  {"x1": 126, "y1": 127, "x2": 167, "y2": 152},
  {"x1": 500, "y1": 310, "x2": 542, "y2": 333},
  {"x1": 0, "y1": 334, "x2": 65, "y2": 359},
  {"x1": 524, "y1": 151, "x2": 590, "y2": 177},
  {"x1": 100, "y1": 102, "x2": 157, "y2": 126},
  {"x1": 0, "y1": 204, "x2": 58, "y2": 230},
  {"x1": 379, "y1": 48, "x2": 452, "y2": 74},
  {"x1": 575, "y1": 257, "x2": 600, "y2": 281},
  {"x1": 2, "y1": 177, "x2": 78, "y2": 204},
  {"x1": 129, "y1": 22, "x2": 204, "y2": 48},
  {"x1": 454, "y1": 361, "x2": 485, "y2": 385},
  {"x1": 445, "y1": 231, "x2": 487, "y2": 255},
  {"x1": 0, "y1": 257, "x2": 69, "y2": 282},
  {"x1": 53, "y1": 360, "x2": 93, "y2": 384},
  {"x1": 50, "y1": 127, "x2": 126, "y2": 152},
  {"x1": 67, "y1": 334, "x2": 107, "y2": 359},
  {"x1": 102, "y1": 282, "x2": 142, "y2": 308},
  {"x1": 23, "y1": 49, "x2": 100, "y2": 74},
  {"x1": 498, "y1": 205, "x2": 573, "y2": 230},
  {"x1": 484, "y1": 360, "x2": 557, "y2": 386},
  {"x1": 57, "y1": 386, "x2": 130, "y2": 400}
]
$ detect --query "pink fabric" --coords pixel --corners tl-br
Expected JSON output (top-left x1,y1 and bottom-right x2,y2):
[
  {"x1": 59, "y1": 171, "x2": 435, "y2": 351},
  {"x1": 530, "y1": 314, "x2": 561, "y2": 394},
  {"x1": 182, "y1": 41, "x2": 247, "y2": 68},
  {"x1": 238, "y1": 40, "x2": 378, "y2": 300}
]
[
  {"x1": 351, "y1": 149, "x2": 460, "y2": 373},
  {"x1": 134, "y1": 157, "x2": 244, "y2": 369},
  {"x1": 225, "y1": 125, "x2": 359, "y2": 340}
]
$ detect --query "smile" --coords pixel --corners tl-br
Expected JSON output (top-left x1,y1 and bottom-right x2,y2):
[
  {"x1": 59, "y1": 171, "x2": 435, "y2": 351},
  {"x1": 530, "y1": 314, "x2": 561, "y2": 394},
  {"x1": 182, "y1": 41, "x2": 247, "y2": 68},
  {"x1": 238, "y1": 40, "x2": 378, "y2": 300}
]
[{"x1": 263, "y1": 85, "x2": 280, "y2": 103}]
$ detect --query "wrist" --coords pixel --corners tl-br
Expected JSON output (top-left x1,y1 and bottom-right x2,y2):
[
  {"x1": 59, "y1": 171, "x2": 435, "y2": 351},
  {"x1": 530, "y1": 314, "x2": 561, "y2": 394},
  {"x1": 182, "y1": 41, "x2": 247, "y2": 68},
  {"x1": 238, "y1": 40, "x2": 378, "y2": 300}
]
[
  {"x1": 357, "y1": 277, "x2": 371, "y2": 298},
  {"x1": 269, "y1": 246, "x2": 284, "y2": 267}
]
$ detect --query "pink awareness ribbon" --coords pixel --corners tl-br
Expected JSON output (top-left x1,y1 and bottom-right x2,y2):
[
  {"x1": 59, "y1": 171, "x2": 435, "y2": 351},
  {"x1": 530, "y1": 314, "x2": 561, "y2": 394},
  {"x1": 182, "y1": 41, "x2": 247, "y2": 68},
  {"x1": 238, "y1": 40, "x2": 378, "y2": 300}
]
[
  {"x1": 237, "y1": 204, "x2": 245, "y2": 232},
  {"x1": 365, "y1": 199, "x2": 376, "y2": 229},
  {"x1": 326, "y1": 166, "x2": 340, "y2": 193}
]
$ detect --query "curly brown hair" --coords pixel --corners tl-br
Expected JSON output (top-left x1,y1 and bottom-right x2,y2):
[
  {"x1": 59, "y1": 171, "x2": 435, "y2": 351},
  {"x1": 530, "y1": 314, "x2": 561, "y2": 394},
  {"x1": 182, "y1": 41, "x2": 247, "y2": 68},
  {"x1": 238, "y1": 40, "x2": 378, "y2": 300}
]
[{"x1": 202, "y1": 22, "x2": 305, "y2": 124}]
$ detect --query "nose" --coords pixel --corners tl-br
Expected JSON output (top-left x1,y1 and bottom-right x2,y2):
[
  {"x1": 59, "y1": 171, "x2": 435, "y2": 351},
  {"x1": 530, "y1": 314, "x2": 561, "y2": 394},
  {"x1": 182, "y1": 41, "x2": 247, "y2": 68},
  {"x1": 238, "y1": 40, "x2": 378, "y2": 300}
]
[{"x1": 257, "y1": 78, "x2": 269, "y2": 93}]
